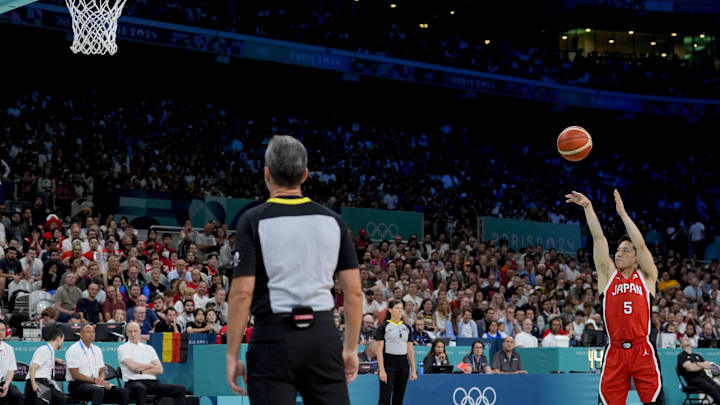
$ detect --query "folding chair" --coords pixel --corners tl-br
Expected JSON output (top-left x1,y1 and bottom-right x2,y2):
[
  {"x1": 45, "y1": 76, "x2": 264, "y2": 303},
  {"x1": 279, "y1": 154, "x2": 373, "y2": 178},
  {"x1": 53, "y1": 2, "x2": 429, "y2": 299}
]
[{"x1": 677, "y1": 369, "x2": 713, "y2": 405}]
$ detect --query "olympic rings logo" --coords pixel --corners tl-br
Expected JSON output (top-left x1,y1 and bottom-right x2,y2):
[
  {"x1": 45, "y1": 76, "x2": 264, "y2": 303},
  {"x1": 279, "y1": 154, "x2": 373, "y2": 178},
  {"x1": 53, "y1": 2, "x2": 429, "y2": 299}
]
[
  {"x1": 364, "y1": 222, "x2": 400, "y2": 240},
  {"x1": 452, "y1": 387, "x2": 497, "y2": 405}
]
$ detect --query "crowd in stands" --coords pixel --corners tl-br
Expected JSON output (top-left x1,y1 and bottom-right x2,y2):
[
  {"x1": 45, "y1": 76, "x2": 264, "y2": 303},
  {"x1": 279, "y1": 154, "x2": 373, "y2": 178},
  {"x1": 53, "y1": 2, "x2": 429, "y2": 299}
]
[
  {"x1": 344, "y1": 229, "x2": 719, "y2": 355},
  {"x1": 39, "y1": 0, "x2": 720, "y2": 97},
  {"x1": 0, "y1": 209, "x2": 230, "y2": 340},
  {"x1": 1, "y1": 90, "x2": 717, "y2": 256},
  {"x1": 0, "y1": 89, "x2": 718, "y2": 377}
]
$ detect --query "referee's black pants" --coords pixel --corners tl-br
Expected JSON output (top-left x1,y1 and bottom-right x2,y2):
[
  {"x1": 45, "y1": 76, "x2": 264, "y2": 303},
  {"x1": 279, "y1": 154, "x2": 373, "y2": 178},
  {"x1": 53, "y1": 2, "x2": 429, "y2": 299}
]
[
  {"x1": 378, "y1": 353, "x2": 409, "y2": 405},
  {"x1": 246, "y1": 312, "x2": 349, "y2": 405},
  {"x1": 0, "y1": 383, "x2": 23, "y2": 405},
  {"x1": 125, "y1": 380, "x2": 185, "y2": 405},
  {"x1": 24, "y1": 379, "x2": 65, "y2": 405}
]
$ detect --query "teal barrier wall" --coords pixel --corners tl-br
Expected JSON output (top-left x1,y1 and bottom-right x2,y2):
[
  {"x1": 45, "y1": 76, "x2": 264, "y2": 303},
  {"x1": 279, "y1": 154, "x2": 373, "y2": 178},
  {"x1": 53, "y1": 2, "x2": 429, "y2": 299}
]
[
  {"x1": 209, "y1": 375, "x2": 642, "y2": 405},
  {"x1": 516, "y1": 347, "x2": 596, "y2": 374},
  {"x1": 7, "y1": 341, "x2": 717, "y2": 404},
  {"x1": 341, "y1": 207, "x2": 423, "y2": 241},
  {"x1": 480, "y1": 216, "x2": 581, "y2": 254},
  {"x1": 7, "y1": 341, "x2": 122, "y2": 393},
  {"x1": 7, "y1": 340, "x2": 188, "y2": 393}
]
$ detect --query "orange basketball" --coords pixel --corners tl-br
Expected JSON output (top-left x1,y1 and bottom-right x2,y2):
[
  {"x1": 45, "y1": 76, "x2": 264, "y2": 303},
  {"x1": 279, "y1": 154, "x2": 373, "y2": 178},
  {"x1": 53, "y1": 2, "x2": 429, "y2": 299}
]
[{"x1": 557, "y1": 126, "x2": 592, "y2": 162}]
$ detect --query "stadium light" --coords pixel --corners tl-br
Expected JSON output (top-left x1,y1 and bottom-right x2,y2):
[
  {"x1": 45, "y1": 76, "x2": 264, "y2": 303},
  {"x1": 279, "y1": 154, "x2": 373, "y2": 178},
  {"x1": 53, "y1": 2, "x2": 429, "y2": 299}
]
[
  {"x1": 390, "y1": 3, "x2": 396, "y2": 8},
  {"x1": 419, "y1": 23, "x2": 428, "y2": 29},
  {"x1": 450, "y1": 10, "x2": 455, "y2": 15},
  {"x1": 699, "y1": 34, "x2": 706, "y2": 39},
  {"x1": 561, "y1": 35, "x2": 568, "y2": 40},
  {"x1": 650, "y1": 41, "x2": 656, "y2": 46},
  {"x1": 484, "y1": 39, "x2": 491, "y2": 45},
  {"x1": 608, "y1": 39, "x2": 615, "y2": 44},
  {"x1": 628, "y1": 30, "x2": 634, "y2": 35},
  {"x1": 661, "y1": 52, "x2": 667, "y2": 57},
  {"x1": 671, "y1": 32, "x2": 677, "y2": 37},
  {"x1": 694, "y1": 43, "x2": 698, "y2": 48},
  {"x1": 585, "y1": 28, "x2": 591, "y2": 32}
]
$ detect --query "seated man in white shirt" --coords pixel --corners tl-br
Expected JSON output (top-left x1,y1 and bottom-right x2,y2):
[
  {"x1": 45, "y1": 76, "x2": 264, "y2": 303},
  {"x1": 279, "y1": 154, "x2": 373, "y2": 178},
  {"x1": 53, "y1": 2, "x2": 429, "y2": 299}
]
[
  {"x1": 26, "y1": 327, "x2": 66, "y2": 405},
  {"x1": 0, "y1": 321, "x2": 23, "y2": 405},
  {"x1": 66, "y1": 325, "x2": 129, "y2": 405},
  {"x1": 118, "y1": 322, "x2": 186, "y2": 405},
  {"x1": 514, "y1": 319, "x2": 538, "y2": 348}
]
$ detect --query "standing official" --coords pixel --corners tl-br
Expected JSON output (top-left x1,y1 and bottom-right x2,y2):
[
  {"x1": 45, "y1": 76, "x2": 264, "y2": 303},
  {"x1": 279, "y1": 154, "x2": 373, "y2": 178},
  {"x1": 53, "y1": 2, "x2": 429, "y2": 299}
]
[
  {"x1": 66, "y1": 325, "x2": 129, "y2": 405},
  {"x1": 118, "y1": 322, "x2": 186, "y2": 405},
  {"x1": 26, "y1": 328, "x2": 66, "y2": 405},
  {"x1": 376, "y1": 300, "x2": 417, "y2": 405},
  {"x1": 226, "y1": 135, "x2": 363, "y2": 405},
  {"x1": 0, "y1": 321, "x2": 22, "y2": 405}
]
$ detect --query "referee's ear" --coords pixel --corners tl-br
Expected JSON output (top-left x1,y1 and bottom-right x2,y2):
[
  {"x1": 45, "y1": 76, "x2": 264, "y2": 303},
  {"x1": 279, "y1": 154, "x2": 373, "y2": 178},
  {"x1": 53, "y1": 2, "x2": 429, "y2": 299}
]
[
  {"x1": 264, "y1": 167, "x2": 273, "y2": 185},
  {"x1": 300, "y1": 168, "x2": 309, "y2": 185}
]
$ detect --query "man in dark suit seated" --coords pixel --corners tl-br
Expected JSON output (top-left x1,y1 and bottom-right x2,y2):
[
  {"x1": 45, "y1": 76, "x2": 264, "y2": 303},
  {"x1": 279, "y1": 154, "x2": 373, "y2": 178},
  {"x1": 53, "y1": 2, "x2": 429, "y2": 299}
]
[{"x1": 677, "y1": 337, "x2": 720, "y2": 403}]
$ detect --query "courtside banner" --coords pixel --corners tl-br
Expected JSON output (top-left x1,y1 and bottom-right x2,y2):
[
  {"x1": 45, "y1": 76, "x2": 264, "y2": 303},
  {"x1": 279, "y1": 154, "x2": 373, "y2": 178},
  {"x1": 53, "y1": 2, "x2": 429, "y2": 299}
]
[
  {"x1": 480, "y1": 216, "x2": 581, "y2": 254},
  {"x1": 112, "y1": 190, "x2": 257, "y2": 229},
  {"x1": 341, "y1": 207, "x2": 423, "y2": 241},
  {"x1": 404, "y1": 374, "x2": 600, "y2": 405}
]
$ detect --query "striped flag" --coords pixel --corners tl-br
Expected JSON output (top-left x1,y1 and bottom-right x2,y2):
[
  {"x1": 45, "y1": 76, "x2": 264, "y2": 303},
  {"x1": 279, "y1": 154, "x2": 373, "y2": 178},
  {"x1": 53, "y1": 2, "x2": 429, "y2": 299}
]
[{"x1": 161, "y1": 333, "x2": 188, "y2": 363}]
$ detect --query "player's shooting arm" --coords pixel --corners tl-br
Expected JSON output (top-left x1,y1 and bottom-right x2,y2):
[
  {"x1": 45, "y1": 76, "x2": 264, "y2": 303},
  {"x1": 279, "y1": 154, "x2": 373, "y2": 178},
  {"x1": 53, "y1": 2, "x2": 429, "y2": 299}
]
[
  {"x1": 566, "y1": 192, "x2": 613, "y2": 281},
  {"x1": 614, "y1": 190, "x2": 658, "y2": 285}
]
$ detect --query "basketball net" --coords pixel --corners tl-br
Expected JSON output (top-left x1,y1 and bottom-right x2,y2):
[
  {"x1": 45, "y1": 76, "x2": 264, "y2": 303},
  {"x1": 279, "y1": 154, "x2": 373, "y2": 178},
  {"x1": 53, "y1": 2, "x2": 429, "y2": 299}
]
[{"x1": 65, "y1": 0, "x2": 127, "y2": 55}]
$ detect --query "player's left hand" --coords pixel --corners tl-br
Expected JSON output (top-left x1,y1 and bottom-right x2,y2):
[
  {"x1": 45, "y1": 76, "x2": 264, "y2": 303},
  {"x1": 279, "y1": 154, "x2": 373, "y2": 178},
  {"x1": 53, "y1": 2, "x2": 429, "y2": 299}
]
[
  {"x1": 410, "y1": 371, "x2": 418, "y2": 381},
  {"x1": 613, "y1": 189, "x2": 626, "y2": 215}
]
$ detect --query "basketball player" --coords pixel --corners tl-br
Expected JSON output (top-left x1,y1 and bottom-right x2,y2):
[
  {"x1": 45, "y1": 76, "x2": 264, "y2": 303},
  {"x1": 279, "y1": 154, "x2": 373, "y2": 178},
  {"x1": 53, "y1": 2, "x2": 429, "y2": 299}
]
[{"x1": 566, "y1": 189, "x2": 663, "y2": 405}]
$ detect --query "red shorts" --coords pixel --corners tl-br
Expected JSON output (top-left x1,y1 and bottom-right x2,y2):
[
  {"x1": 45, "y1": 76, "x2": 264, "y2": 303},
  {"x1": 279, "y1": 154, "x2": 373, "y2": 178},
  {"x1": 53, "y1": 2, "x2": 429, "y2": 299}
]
[{"x1": 599, "y1": 338, "x2": 663, "y2": 405}]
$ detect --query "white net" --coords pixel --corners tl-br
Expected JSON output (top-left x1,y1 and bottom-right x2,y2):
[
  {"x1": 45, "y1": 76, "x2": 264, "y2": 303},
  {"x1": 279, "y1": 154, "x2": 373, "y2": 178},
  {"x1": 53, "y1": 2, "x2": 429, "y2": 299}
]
[{"x1": 65, "y1": 0, "x2": 128, "y2": 55}]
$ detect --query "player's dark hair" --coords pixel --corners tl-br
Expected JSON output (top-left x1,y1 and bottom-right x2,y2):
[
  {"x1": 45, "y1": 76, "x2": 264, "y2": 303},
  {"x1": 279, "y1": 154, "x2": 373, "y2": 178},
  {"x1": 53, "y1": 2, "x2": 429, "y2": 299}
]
[{"x1": 617, "y1": 235, "x2": 636, "y2": 254}]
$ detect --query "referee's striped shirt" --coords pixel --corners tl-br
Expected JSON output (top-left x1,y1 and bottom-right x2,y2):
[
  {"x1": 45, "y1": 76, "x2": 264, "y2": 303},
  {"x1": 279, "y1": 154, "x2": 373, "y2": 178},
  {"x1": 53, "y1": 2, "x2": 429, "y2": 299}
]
[{"x1": 233, "y1": 196, "x2": 358, "y2": 317}]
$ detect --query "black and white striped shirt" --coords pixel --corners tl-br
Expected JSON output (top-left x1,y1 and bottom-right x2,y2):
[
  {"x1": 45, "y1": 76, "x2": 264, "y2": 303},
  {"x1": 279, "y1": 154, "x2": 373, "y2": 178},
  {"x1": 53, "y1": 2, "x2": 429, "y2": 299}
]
[{"x1": 233, "y1": 196, "x2": 358, "y2": 317}]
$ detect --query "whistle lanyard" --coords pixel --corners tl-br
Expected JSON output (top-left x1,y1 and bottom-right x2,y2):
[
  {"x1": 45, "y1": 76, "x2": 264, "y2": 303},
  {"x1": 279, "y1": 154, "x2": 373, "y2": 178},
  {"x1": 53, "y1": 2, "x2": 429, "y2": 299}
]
[{"x1": 79, "y1": 343, "x2": 97, "y2": 378}]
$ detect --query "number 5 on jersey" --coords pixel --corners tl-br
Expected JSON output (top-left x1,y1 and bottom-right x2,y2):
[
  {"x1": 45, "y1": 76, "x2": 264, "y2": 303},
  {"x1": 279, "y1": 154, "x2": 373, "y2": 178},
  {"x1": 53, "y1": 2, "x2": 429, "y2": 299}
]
[{"x1": 624, "y1": 301, "x2": 632, "y2": 314}]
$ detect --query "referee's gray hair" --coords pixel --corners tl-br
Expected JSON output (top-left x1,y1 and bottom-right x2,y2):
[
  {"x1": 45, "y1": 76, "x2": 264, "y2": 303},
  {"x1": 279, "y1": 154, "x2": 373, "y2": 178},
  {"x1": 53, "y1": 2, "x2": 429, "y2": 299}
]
[{"x1": 265, "y1": 135, "x2": 307, "y2": 187}]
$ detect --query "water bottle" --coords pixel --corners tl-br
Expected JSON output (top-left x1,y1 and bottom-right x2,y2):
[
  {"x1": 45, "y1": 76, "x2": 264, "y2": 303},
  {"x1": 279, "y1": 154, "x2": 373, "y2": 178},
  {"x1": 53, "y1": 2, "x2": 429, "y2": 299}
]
[{"x1": 418, "y1": 361, "x2": 424, "y2": 376}]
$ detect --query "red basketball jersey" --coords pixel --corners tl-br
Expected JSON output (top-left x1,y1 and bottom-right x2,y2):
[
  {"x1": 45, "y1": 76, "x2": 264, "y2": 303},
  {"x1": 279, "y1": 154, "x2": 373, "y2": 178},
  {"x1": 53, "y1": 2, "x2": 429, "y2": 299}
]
[{"x1": 601, "y1": 269, "x2": 651, "y2": 342}]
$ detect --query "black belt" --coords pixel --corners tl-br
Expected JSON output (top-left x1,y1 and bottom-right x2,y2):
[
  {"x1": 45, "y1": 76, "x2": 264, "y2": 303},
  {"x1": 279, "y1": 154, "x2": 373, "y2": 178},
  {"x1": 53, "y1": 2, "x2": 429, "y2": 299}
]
[
  {"x1": 611, "y1": 337, "x2": 646, "y2": 349},
  {"x1": 254, "y1": 310, "x2": 333, "y2": 325}
]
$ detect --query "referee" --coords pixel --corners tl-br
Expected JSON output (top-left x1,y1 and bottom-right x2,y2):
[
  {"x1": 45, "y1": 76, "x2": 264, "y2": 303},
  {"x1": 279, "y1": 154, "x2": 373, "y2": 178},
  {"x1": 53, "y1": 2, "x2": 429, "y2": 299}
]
[
  {"x1": 376, "y1": 300, "x2": 417, "y2": 405},
  {"x1": 225, "y1": 135, "x2": 363, "y2": 405}
]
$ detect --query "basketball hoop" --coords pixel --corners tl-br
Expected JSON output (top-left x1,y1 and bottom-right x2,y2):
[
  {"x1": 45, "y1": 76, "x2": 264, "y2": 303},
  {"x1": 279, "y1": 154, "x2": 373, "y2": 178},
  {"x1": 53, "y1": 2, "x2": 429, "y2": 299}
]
[{"x1": 65, "y1": 0, "x2": 127, "y2": 55}]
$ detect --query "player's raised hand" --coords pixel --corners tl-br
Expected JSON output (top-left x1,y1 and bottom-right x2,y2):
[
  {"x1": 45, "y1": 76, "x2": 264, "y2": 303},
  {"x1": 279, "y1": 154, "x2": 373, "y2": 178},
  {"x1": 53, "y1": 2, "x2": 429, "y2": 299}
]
[
  {"x1": 565, "y1": 191, "x2": 591, "y2": 207},
  {"x1": 613, "y1": 189, "x2": 626, "y2": 215}
]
